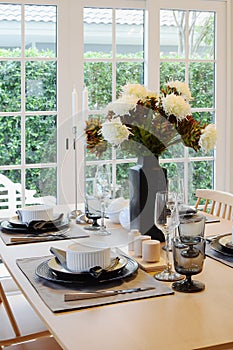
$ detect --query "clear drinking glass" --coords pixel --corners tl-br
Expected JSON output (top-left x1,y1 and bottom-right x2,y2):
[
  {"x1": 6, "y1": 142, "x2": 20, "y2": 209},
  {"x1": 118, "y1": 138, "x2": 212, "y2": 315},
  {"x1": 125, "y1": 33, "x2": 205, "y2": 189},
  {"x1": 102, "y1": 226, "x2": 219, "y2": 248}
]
[
  {"x1": 178, "y1": 213, "x2": 205, "y2": 257},
  {"x1": 154, "y1": 191, "x2": 184, "y2": 282},
  {"x1": 93, "y1": 164, "x2": 111, "y2": 235},
  {"x1": 168, "y1": 177, "x2": 185, "y2": 207}
]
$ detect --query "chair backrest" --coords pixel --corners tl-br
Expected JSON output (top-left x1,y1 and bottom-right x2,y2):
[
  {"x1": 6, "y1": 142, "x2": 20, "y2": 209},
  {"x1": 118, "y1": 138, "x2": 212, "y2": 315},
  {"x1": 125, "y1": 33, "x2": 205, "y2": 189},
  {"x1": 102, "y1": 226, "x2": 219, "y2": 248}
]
[
  {"x1": 195, "y1": 189, "x2": 233, "y2": 220},
  {"x1": 0, "y1": 174, "x2": 44, "y2": 218}
]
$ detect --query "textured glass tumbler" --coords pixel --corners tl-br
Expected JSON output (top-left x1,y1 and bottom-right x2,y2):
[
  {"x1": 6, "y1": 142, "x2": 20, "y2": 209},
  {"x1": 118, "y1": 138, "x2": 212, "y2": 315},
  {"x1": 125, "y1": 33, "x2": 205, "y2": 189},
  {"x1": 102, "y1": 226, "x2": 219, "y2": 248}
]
[{"x1": 172, "y1": 237, "x2": 206, "y2": 293}]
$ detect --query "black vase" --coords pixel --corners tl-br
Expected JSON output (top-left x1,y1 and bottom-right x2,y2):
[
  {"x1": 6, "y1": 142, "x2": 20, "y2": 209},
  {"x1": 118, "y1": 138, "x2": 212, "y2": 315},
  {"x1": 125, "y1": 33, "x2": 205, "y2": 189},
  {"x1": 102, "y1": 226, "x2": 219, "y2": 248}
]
[{"x1": 129, "y1": 155, "x2": 167, "y2": 242}]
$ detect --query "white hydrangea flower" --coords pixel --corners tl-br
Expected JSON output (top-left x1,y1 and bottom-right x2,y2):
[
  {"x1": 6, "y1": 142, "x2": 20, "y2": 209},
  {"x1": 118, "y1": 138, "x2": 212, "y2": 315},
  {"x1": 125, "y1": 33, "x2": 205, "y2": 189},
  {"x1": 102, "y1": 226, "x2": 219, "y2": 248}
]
[
  {"x1": 121, "y1": 83, "x2": 148, "y2": 99},
  {"x1": 101, "y1": 117, "x2": 131, "y2": 146},
  {"x1": 167, "y1": 81, "x2": 193, "y2": 101},
  {"x1": 199, "y1": 124, "x2": 217, "y2": 151},
  {"x1": 162, "y1": 94, "x2": 191, "y2": 119},
  {"x1": 107, "y1": 95, "x2": 138, "y2": 116}
]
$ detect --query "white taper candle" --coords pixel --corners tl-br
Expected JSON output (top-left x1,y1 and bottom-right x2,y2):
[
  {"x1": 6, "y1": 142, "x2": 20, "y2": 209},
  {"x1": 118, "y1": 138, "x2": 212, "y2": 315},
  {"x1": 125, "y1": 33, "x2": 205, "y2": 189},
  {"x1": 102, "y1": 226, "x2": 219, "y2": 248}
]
[{"x1": 72, "y1": 85, "x2": 78, "y2": 128}]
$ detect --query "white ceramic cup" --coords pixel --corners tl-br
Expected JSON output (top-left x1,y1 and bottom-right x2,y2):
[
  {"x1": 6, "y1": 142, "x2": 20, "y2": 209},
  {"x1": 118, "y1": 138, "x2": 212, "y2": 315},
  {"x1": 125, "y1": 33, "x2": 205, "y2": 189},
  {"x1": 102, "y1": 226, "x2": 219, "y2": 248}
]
[
  {"x1": 134, "y1": 235, "x2": 151, "y2": 257},
  {"x1": 142, "y1": 240, "x2": 160, "y2": 262},
  {"x1": 128, "y1": 229, "x2": 141, "y2": 250}
]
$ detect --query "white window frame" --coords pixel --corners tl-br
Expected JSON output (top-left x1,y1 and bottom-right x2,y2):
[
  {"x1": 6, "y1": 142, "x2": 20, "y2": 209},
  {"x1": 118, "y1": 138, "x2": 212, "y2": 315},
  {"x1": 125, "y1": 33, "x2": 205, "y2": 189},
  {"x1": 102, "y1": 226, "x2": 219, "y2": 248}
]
[
  {"x1": 38, "y1": 0, "x2": 233, "y2": 204},
  {"x1": 0, "y1": 0, "x2": 230, "y2": 212}
]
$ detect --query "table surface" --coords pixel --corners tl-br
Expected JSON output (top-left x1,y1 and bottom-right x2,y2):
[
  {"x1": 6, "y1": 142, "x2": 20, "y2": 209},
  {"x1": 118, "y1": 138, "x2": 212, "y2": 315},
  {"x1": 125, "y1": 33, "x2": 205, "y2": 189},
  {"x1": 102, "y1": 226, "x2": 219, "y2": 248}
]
[{"x1": 0, "y1": 214, "x2": 233, "y2": 350}]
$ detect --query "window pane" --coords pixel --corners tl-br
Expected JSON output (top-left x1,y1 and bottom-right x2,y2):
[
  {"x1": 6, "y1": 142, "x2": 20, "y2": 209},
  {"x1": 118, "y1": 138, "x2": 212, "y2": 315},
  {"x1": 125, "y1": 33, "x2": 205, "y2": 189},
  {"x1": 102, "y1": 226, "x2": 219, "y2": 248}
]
[
  {"x1": 0, "y1": 116, "x2": 21, "y2": 165},
  {"x1": 160, "y1": 62, "x2": 185, "y2": 86},
  {"x1": 0, "y1": 61, "x2": 21, "y2": 112},
  {"x1": 26, "y1": 167, "x2": 56, "y2": 197},
  {"x1": 162, "y1": 161, "x2": 184, "y2": 180},
  {"x1": 116, "y1": 9, "x2": 144, "y2": 58},
  {"x1": 116, "y1": 62, "x2": 144, "y2": 96},
  {"x1": 189, "y1": 11, "x2": 215, "y2": 59},
  {"x1": 25, "y1": 61, "x2": 57, "y2": 111},
  {"x1": 84, "y1": 62, "x2": 112, "y2": 109},
  {"x1": 189, "y1": 62, "x2": 215, "y2": 108},
  {"x1": 0, "y1": 4, "x2": 21, "y2": 56},
  {"x1": 25, "y1": 5, "x2": 56, "y2": 57},
  {"x1": 161, "y1": 143, "x2": 185, "y2": 159},
  {"x1": 116, "y1": 163, "x2": 135, "y2": 198},
  {"x1": 189, "y1": 111, "x2": 215, "y2": 158},
  {"x1": 26, "y1": 115, "x2": 56, "y2": 164},
  {"x1": 160, "y1": 10, "x2": 186, "y2": 59},
  {"x1": 84, "y1": 8, "x2": 112, "y2": 58},
  {"x1": 188, "y1": 160, "x2": 214, "y2": 204}
]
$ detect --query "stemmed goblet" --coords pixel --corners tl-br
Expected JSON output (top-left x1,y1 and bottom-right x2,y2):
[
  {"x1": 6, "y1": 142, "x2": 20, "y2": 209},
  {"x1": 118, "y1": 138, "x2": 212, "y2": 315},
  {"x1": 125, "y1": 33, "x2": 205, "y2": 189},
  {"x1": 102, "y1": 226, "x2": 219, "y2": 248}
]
[
  {"x1": 93, "y1": 164, "x2": 111, "y2": 235},
  {"x1": 154, "y1": 191, "x2": 183, "y2": 282},
  {"x1": 83, "y1": 197, "x2": 101, "y2": 231},
  {"x1": 172, "y1": 236, "x2": 206, "y2": 293}
]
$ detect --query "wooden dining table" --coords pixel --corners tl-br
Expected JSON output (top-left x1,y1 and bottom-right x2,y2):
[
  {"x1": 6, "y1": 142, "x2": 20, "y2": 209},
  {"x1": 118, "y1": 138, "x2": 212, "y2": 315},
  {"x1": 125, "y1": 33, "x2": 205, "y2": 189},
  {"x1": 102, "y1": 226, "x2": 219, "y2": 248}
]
[{"x1": 0, "y1": 213, "x2": 233, "y2": 350}]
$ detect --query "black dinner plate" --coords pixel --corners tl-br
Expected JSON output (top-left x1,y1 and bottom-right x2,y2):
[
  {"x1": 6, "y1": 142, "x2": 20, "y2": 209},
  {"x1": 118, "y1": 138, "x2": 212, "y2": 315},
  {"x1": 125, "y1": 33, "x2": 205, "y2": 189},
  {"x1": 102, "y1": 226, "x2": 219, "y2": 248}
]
[
  {"x1": 35, "y1": 256, "x2": 138, "y2": 284},
  {"x1": 0, "y1": 219, "x2": 69, "y2": 235},
  {"x1": 8, "y1": 214, "x2": 63, "y2": 228},
  {"x1": 218, "y1": 234, "x2": 233, "y2": 254},
  {"x1": 210, "y1": 236, "x2": 233, "y2": 257}
]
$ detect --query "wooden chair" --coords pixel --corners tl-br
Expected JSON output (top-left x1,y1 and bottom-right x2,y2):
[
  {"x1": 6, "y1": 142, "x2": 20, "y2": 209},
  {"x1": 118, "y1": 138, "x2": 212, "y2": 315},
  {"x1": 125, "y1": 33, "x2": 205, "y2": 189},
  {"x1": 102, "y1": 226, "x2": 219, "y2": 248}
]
[
  {"x1": 0, "y1": 268, "x2": 61, "y2": 349},
  {"x1": 195, "y1": 189, "x2": 233, "y2": 220},
  {"x1": 0, "y1": 174, "x2": 56, "y2": 219}
]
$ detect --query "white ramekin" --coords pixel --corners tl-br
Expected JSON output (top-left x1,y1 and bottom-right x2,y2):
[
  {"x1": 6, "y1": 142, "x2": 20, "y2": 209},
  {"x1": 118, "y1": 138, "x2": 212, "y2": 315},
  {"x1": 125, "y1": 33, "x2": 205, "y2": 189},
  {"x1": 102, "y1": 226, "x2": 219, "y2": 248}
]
[{"x1": 66, "y1": 243, "x2": 111, "y2": 272}]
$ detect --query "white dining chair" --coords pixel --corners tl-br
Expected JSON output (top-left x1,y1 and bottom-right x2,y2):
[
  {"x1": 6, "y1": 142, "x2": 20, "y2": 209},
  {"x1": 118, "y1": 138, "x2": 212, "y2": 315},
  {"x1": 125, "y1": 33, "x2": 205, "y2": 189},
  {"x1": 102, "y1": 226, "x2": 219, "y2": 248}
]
[
  {"x1": 195, "y1": 189, "x2": 233, "y2": 220},
  {"x1": 0, "y1": 266, "x2": 62, "y2": 349}
]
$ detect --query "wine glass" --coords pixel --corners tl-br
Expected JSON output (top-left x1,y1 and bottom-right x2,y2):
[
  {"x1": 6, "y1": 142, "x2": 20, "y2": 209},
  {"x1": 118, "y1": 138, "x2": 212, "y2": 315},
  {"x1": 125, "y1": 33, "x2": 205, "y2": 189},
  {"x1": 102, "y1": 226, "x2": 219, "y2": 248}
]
[
  {"x1": 154, "y1": 191, "x2": 184, "y2": 282},
  {"x1": 168, "y1": 177, "x2": 185, "y2": 207},
  {"x1": 172, "y1": 236, "x2": 206, "y2": 293},
  {"x1": 93, "y1": 164, "x2": 111, "y2": 235}
]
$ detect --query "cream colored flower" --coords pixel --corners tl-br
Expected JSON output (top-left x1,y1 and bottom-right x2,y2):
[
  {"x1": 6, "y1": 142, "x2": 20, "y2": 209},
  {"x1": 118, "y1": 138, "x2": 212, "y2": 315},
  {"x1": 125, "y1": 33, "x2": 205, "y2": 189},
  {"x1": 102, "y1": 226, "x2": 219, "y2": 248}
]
[
  {"x1": 162, "y1": 94, "x2": 191, "y2": 119},
  {"x1": 168, "y1": 81, "x2": 193, "y2": 101},
  {"x1": 107, "y1": 95, "x2": 138, "y2": 116},
  {"x1": 101, "y1": 117, "x2": 131, "y2": 146},
  {"x1": 199, "y1": 124, "x2": 217, "y2": 151},
  {"x1": 147, "y1": 90, "x2": 159, "y2": 99},
  {"x1": 121, "y1": 83, "x2": 148, "y2": 99}
]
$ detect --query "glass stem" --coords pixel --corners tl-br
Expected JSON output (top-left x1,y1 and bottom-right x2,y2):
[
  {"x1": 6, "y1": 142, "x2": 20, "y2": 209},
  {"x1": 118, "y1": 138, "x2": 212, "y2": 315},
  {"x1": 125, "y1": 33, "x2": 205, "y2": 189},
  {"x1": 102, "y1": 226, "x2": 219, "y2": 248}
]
[
  {"x1": 165, "y1": 233, "x2": 172, "y2": 272},
  {"x1": 100, "y1": 200, "x2": 105, "y2": 229}
]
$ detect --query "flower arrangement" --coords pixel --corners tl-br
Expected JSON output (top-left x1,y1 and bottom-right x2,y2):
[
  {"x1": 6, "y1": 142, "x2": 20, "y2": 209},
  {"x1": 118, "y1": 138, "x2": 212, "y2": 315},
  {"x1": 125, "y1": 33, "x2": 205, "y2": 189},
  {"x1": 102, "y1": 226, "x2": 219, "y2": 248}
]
[{"x1": 85, "y1": 81, "x2": 217, "y2": 158}]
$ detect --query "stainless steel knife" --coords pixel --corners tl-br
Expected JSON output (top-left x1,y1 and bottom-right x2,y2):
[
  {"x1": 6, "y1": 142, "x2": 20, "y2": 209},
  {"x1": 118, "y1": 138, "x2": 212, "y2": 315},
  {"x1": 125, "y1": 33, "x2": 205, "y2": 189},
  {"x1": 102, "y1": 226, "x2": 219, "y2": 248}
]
[
  {"x1": 10, "y1": 233, "x2": 89, "y2": 243},
  {"x1": 64, "y1": 286, "x2": 155, "y2": 301}
]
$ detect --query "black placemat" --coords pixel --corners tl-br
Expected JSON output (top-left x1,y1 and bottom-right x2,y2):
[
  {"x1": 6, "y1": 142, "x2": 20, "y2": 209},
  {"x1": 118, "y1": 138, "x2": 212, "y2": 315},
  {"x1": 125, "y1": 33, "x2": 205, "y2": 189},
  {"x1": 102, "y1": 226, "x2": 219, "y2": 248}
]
[
  {"x1": 16, "y1": 255, "x2": 174, "y2": 313},
  {"x1": 206, "y1": 242, "x2": 233, "y2": 268}
]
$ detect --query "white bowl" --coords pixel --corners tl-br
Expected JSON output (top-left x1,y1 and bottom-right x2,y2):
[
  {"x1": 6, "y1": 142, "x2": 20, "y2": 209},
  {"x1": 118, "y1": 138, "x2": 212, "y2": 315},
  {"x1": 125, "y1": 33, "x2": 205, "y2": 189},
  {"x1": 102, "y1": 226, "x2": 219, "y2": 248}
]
[
  {"x1": 106, "y1": 197, "x2": 128, "y2": 223},
  {"x1": 119, "y1": 207, "x2": 130, "y2": 230},
  {"x1": 66, "y1": 243, "x2": 111, "y2": 272},
  {"x1": 17, "y1": 204, "x2": 54, "y2": 223}
]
